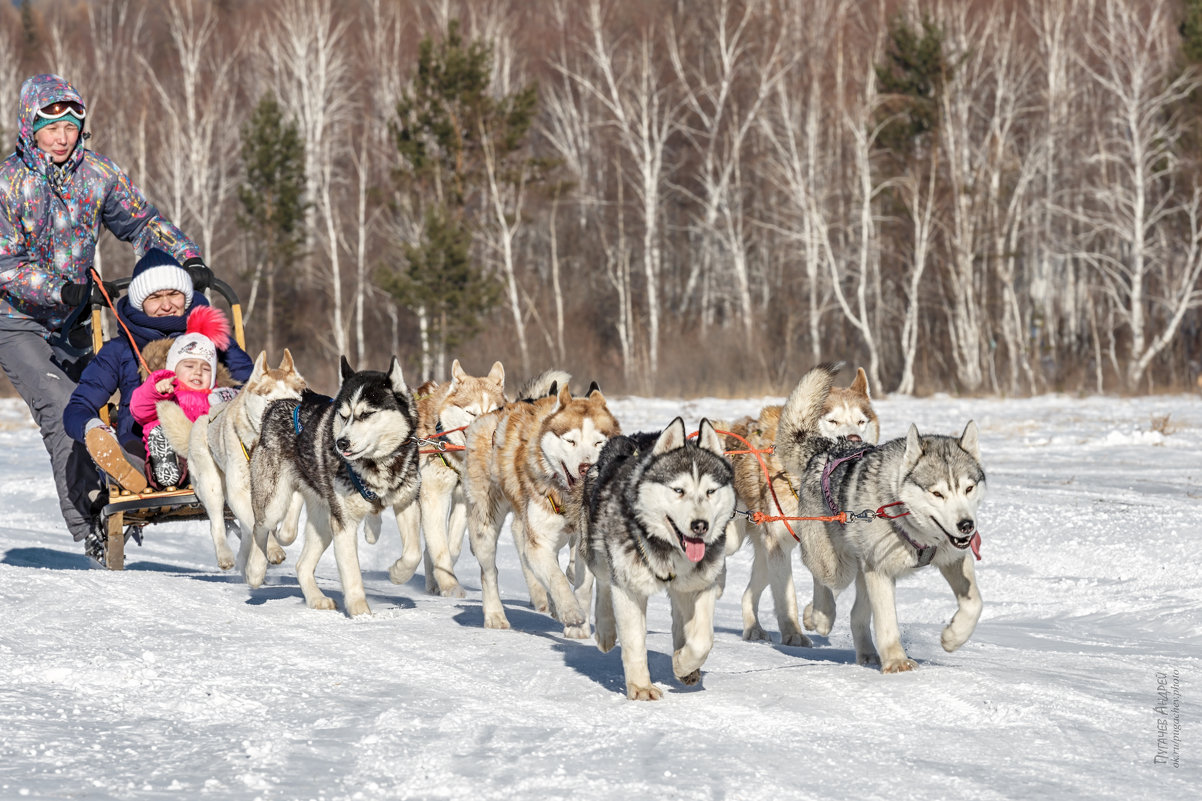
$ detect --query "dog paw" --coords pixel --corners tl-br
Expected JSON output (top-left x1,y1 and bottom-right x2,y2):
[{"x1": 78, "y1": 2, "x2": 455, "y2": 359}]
[
  {"x1": 780, "y1": 630, "x2": 813, "y2": 648},
  {"x1": 742, "y1": 623, "x2": 771, "y2": 643},
  {"x1": 438, "y1": 583, "x2": 467, "y2": 599},
  {"x1": 267, "y1": 545, "x2": 287, "y2": 565},
  {"x1": 308, "y1": 596, "x2": 337, "y2": 612},
  {"x1": 483, "y1": 612, "x2": 511, "y2": 630},
  {"x1": 562, "y1": 622, "x2": 591, "y2": 639},
  {"x1": 345, "y1": 598, "x2": 372, "y2": 618},
  {"x1": 856, "y1": 650, "x2": 881, "y2": 667},
  {"x1": 803, "y1": 603, "x2": 833, "y2": 636},
  {"x1": 595, "y1": 627, "x2": 616, "y2": 653},
  {"x1": 676, "y1": 668, "x2": 702, "y2": 686},
  {"x1": 216, "y1": 552, "x2": 235, "y2": 571},
  {"x1": 626, "y1": 683, "x2": 663, "y2": 701},
  {"x1": 941, "y1": 625, "x2": 968, "y2": 653},
  {"x1": 880, "y1": 657, "x2": 918, "y2": 674},
  {"x1": 388, "y1": 560, "x2": 418, "y2": 585}
]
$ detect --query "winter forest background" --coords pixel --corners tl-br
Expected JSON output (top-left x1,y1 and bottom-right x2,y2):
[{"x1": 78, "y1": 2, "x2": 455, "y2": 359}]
[{"x1": 3, "y1": 0, "x2": 1202, "y2": 397}]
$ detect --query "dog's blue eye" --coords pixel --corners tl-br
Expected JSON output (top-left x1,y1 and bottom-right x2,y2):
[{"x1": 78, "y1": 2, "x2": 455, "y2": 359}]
[
  {"x1": 674, "y1": 487, "x2": 685, "y2": 497},
  {"x1": 706, "y1": 488, "x2": 715, "y2": 497}
]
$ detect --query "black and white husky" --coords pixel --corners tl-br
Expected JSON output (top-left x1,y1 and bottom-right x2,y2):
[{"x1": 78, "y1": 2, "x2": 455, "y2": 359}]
[
  {"x1": 243, "y1": 357, "x2": 421, "y2": 617},
  {"x1": 776, "y1": 363, "x2": 987, "y2": 673},
  {"x1": 577, "y1": 418, "x2": 736, "y2": 700}
]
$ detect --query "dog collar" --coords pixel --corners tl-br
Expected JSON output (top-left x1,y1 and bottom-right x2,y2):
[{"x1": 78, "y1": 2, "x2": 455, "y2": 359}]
[
  {"x1": 343, "y1": 461, "x2": 379, "y2": 502},
  {"x1": 890, "y1": 519, "x2": 937, "y2": 568}
]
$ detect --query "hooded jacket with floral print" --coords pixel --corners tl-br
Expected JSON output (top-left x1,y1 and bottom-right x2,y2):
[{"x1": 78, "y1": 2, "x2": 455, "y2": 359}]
[{"x1": 0, "y1": 73, "x2": 202, "y2": 332}]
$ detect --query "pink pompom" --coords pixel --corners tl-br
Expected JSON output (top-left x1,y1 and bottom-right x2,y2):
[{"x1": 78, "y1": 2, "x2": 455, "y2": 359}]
[{"x1": 185, "y1": 305, "x2": 231, "y2": 351}]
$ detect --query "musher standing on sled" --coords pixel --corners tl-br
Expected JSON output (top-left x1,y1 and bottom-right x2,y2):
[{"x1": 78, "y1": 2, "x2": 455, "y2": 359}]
[{"x1": 0, "y1": 73, "x2": 212, "y2": 543}]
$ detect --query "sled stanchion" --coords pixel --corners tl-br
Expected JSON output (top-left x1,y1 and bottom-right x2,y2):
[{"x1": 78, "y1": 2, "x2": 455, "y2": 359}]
[
  {"x1": 230, "y1": 303, "x2": 245, "y2": 351},
  {"x1": 105, "y1": 512, "x2": 125, "y2": 569}
]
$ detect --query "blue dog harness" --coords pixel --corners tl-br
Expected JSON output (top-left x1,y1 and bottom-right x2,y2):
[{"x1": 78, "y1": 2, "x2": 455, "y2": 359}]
[{"x1": 292, "y1": 400, "x2": 380, "y2": 503}]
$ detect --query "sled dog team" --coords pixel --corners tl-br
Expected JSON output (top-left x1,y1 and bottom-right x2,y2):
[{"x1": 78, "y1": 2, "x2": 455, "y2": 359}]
[{"x1": 159, "y1": 355, "x2": 987, "y2": 700}]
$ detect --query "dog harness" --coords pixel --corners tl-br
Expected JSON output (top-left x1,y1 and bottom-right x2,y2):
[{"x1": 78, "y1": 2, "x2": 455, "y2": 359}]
[
  {"x1": 292, "y1": 400, "x2": 380, "y2": 503},
  {"x1": 821, "y1": 446, "x2": 937, "y2": 568}
]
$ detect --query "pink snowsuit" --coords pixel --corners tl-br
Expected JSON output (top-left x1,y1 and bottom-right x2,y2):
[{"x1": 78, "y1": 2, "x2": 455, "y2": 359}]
[{"x1": 129, "y1": 369, "x2": 212, "y2": 451}]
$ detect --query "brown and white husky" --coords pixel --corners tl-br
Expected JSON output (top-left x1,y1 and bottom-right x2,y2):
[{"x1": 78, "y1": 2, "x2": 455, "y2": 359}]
[
  {"x1": 462, "y1": 371, "x2": 620, "y2": 638},
  {"x1": 380, "y1": 359, "x2": 506, "y2": 596}
]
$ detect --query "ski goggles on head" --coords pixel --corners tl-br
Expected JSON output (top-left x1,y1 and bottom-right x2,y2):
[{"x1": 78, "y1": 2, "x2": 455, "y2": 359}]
[{"x1": 36, "y1": 101, "x2": 86, "y2": 121}]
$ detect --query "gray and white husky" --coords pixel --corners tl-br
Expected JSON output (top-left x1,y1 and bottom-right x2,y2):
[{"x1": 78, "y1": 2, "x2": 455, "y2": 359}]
[
  {"x1": 776, "y1": 364, "x2": 986, "y2": 673},
  {"x1": 577, "y1": 418, "x2": 736, "y2": 700},
  {"x1": 243, "y1": 357, "x2": 422, "y2": 617}
]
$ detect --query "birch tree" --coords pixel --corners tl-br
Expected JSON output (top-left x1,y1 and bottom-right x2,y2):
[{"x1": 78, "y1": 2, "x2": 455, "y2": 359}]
[
  {"x1": 758, "y1": 0, "x2": 854, "y2": 366},
  {"x1": 565, "y1": 0, "x2": 685, "y2": 384},
  {"x1": 667, "y1": 0, "x2": 791, "y2": 346},
  {"x1": 259, "y1": 0, "x2": 353, "y2": 356},
  {"x1": 136, "y1": 0, "x2": 239, "y2": 262},
  {"x1": 1076, "y1": 0, "x2": 1202, "y2": 388}
]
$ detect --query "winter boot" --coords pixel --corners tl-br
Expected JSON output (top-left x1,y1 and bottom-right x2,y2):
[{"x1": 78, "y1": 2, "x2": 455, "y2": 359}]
[
  {"x1": 147, "y1": 426, "x2": 183, "y2": 489},
  {"x1": 86, "y1": 425, "x2": 148, "y2": 493}
]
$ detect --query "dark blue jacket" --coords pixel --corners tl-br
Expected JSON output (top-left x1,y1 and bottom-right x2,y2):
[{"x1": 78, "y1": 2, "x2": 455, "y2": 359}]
[{"x1": 63, "y1": 294, "x2": 254, "y2": 449}]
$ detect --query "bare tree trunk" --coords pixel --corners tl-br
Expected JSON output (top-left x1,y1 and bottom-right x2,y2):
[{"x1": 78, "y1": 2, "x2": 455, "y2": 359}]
[
  {"x1": 136, "y1": 0, "x2": 238, "y2": 261},
  {"x1": 549, "y1": 193, "x2": 566, "y2": 364}
]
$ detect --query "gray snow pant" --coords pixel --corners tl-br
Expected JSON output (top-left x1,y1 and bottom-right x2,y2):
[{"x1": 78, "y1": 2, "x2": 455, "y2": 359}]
[{"x1": 0, "y1": 317, "x2": 102, "y2": 541}]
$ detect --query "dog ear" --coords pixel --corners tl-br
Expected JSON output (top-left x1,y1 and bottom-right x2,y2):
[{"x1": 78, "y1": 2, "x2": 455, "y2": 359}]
[
  {"x1": 959, "y1": 420, "x2": 981, "y2": 461},
  {"x1": 450, "y1": 359, "x2": 466, "y2": 388},
  {"x1": 340, "y1": 356, "x2": 354, "y2": 380},
  {"x1": 850, "y1": 367, "x2": 869, "y2": 397},
  {"x1": 388, "y1": 356, "x2": 408, "y2": 395},
  {"x1": 485, "y1": 360, "x2": 505, "y2": 390},
  {"x1": 695, "y1": 418, "x2": 723, "y2": 456},
  {"x1": 654, "y1": 417, "x2": 687, "y2": 455},
  {"x1": 902, "y1": 423, "x2": 924, "y2": 473},
  {"x1": 251, "y1": 351, "x2": 267, "y2": 379},
  {"x1": 279, "y1": 348, "x2": 295, "y2": 372},
  {"x1": 557, "y1": 381, "x2": 573, "y2": 407}
]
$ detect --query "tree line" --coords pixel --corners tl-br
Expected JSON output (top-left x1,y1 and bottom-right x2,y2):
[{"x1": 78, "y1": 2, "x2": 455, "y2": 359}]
[{"x1": 4, "y1": 0, "x2": 1202, "y2": 396}]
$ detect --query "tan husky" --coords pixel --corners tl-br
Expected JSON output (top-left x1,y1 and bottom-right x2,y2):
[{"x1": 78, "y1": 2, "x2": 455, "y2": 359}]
[
  {"x1": 723, "y1": 367, "x2": 879, "y2": 645},
  {"x1": 380, "y1": 359, "x2": 506, "y2": 597},
  {"x1": 462, "y1": 372, "x2": 620, "y2": 638},
  {"x1": 158, "y1": 350, "x2": 307, "y2": 570}
]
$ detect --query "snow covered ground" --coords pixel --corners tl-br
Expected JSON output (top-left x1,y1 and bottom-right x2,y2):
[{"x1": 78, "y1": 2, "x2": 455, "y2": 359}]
[{"x1": 0, "y1": 390, "x2": 1198, "y2": 800}]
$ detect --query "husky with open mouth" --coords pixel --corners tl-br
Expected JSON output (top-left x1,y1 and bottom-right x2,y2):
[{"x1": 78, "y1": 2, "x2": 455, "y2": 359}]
[
  {"x1": 577, "y1": 418, "x2": 736, "y2": 700},
  {"x1": 776, "y1": 364, "x2": 987, "y2": 673},
  {"x1": 462, "y1": 372, "x2": 619, "y2": 637}
]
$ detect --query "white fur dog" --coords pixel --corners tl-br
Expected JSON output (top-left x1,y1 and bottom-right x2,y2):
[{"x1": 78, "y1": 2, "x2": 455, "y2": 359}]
[{"x1": 158, "y1": 350, "x2": 306, "y2": 569}]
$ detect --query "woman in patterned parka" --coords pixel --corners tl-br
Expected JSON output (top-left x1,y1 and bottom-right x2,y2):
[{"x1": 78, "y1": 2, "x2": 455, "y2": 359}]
[{"x1": 0, "y1": 73, "x2": 212, "y2": 543}]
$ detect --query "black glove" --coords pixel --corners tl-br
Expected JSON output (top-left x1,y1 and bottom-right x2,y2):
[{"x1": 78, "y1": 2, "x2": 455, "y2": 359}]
[
  {"x1": 60, "y1": 282, "x2": 89, "y2": 307},
  {"x1": 90, "y1": 280, "x2": 119, "y2": 306},
  {"x1": 182, "y1": 257, "x2": 214, "y2": 291}
]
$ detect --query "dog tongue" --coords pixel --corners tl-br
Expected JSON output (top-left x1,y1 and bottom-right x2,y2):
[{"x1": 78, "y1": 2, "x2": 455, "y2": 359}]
[
  {"x1": 683, "y1": 536, "x2": 706, "y2": 563},
  {"x1": 969, "y1": 531, "x2": 982, "y2": 561}
]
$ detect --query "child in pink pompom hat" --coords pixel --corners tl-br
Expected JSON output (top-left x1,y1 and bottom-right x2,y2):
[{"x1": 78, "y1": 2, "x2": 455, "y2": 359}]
[{"x1": 130, "y1": 306, "x2": 239, "y2": 487}]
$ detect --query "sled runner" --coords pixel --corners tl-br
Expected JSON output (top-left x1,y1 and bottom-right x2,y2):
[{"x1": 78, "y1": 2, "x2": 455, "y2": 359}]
[{"x1": 84, "y1": 276, "x2": 247, "y2": 570}]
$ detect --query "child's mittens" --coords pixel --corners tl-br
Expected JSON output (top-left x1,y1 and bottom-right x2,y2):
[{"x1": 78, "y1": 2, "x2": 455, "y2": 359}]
[
  {"x1": 209, "y1": 386, "x2": 240, "y2": 406},
  {"x1": 155, "y1": 376, "x2": 176, "y2": 394}
]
